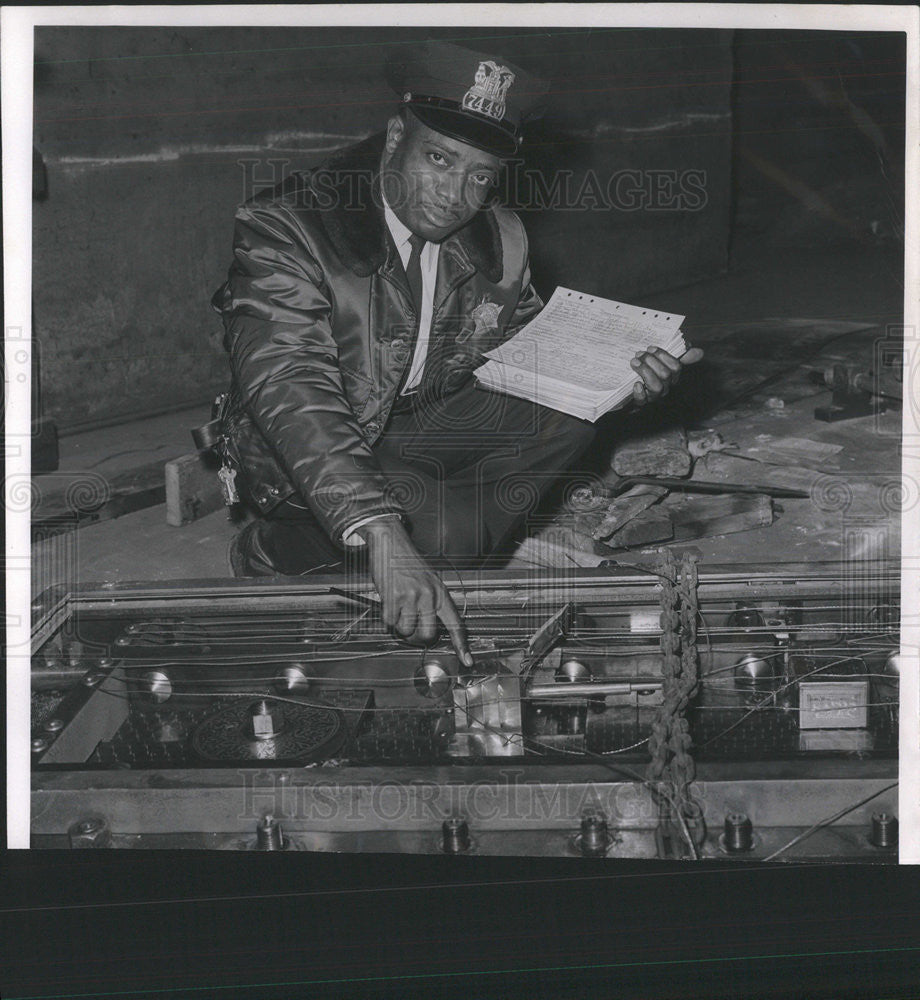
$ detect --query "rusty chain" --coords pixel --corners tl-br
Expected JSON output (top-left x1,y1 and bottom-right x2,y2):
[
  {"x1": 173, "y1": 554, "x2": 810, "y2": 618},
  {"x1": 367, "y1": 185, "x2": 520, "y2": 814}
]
[{"x1": 647, "y1": 550, "x2": 705, "y2": 858}]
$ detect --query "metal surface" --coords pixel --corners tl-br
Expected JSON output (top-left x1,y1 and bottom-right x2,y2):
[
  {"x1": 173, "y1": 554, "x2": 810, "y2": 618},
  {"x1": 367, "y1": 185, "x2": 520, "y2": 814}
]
[
  {"x1": 733, "y1": 653, "x2": 776, "y2": 685},
  {"x1": 191, "y1": 698, "x2": 345, "y2": 764},
  {"x1": 577, "y1": 810, "x2": 611, "y2": 857},
  {"x1": 68, "y1": 816, "x2": 112, "y2": 849},
  {"x1": 28, "y1": 563, "x2": 900, "y2": 858},
  {"x1": 722, "y1": 813, "x2": 755, "y2": 853},
  {"x1": 442, "y1": 817, "x2": 472, "y2": 854},
  {"x1": 870, "y1": 811, "x2": 898, "y2": 850},
  {"x1": 528, "y1": 680, "x2": 663, "y2": 698},
  {"x1": 813, "y1": 363, "x2": 901, "y2": 422},
  {"x1": 255, "y1": 813, "x2": 286, "y2": 851}
]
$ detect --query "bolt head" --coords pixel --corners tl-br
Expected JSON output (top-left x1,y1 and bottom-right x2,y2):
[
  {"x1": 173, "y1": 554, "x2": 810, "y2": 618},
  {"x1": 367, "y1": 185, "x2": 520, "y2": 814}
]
[{"x1": 68, "y1": 817, "x2": 111, "y2": 849}]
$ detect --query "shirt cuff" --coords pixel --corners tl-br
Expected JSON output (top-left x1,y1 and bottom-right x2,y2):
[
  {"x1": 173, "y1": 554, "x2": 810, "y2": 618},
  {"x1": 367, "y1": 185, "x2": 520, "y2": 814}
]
[{"x1": 341, "y1": 512, "x2": 402, "y2": 547}]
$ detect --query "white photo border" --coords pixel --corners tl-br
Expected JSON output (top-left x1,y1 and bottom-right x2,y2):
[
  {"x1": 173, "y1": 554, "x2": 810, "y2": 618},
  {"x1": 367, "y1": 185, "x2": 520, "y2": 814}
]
[{"x1": 4, "y1": 3, "x2": 918, "y2": 855}]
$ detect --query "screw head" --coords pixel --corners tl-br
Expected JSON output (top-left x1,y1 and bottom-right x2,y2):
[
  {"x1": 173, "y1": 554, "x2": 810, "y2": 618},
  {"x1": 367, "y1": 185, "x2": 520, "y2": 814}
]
[
  {"x1": 82, "y1": 672, "x2": 104, "y2": 687},
  {"x1": 68, "y1": 817, "x2": 112, "y2": 849},
  {"x1": 42, "y1": 718, "x2": 64, "y2": 733},
  {"x1": 31, "y1": 738, "x2": 50, "y2": 754}
]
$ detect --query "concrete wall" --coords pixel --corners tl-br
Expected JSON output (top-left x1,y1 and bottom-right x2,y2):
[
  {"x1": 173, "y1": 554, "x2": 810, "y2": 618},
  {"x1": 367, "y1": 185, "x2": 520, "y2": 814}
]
[
  {"x1": 33, "y1": 26, "x2": 735, "y2": 427},
  {"x1": 731, "y1": 30, "x2": 906, "y2": 248}
]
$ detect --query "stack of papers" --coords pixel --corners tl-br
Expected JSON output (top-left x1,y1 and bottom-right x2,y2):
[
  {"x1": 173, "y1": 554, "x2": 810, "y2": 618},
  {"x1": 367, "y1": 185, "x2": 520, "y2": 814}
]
[{"x1": 475, "y1": 286, "x2": 687, "y2": 421}]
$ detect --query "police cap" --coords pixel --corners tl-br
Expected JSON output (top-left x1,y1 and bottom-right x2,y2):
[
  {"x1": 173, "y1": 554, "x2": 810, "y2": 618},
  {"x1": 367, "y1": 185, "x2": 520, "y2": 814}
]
[{"x1": 386, "y1": 40, "x2": 548, "y2": 158}]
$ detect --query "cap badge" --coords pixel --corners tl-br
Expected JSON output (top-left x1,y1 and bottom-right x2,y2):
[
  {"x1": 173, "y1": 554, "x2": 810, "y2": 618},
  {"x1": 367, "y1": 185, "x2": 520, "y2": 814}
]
[{"x1": 462, "y1": 61, "x2": 515, "y2": 121}]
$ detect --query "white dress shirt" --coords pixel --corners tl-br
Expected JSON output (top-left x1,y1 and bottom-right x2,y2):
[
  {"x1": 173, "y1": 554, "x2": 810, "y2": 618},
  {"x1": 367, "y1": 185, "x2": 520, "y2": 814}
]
[
  {"x1": 382, "y1": 195, "x2": 440, "y2": 393},
  {"x1": 341, "y1": 197, "x2": 440, "y2": 546}
]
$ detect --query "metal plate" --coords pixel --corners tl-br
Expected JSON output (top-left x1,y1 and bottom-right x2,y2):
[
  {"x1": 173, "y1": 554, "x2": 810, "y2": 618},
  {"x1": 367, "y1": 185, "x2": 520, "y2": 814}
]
[{"x1": 191, "y1": 698, "x2": 345, "y2": 764}]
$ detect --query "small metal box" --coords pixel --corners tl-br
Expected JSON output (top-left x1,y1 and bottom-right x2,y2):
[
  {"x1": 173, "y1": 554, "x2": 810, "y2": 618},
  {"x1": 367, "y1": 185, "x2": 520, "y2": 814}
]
[{"x1": 798, "y1": 680, "x2": 869, "y2": 729}]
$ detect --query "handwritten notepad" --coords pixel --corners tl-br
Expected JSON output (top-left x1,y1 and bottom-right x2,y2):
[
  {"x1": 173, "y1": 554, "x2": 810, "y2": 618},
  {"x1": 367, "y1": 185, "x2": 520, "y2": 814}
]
[{"x1": 475, "y1": 287, "x2": 687, "y2": 421}]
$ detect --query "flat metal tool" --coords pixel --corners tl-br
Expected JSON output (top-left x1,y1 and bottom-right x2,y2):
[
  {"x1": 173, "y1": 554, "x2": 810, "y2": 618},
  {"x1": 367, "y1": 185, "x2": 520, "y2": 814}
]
[
  {"x1": 520, "y1": 604, "x2": 573, "y2": 682},
  {"x1": 599, "y1": 475, "x2": 808, "y2": 500},
  {"x1": 329, "y1": 586, "x2": 381, "y2": 609}
]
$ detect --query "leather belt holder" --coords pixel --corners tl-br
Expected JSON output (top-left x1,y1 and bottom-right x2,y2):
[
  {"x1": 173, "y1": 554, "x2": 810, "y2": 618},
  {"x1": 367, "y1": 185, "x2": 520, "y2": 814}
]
[{"x1": 191, "y1": 393, "x2": 229, "y2": 451}]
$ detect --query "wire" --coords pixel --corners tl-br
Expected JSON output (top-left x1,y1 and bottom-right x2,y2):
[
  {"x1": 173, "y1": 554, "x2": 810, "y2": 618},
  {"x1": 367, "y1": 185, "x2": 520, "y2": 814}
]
[
  {"x1": 94, "y1": 637, "x2": 894, "y2": 743},
  {"x1": 106, "y1": 648, "x2": 411, "y2": 668},
  {"x1": 331, "y1": 607, "x2": 371, "y2": 642},
  {"x1": 102, "y1": 669, "x2": 898, "y2": 719},
  {"x1": 91, "y1": 685, "x2": 458, "y2": 714},
  {"x1": 697, "y1": 653, "x2": 876, "y2": 748},
  {"x1": 85, "y1": 651, "x2": 897, "y2": 863},
  {"x1": 698, "y1": 608, "x2": 715, "y2": 674},
  {"x1": 761, "y1": 781, "x2": 899, "y2": 861},
  {"x1": 602, "y1": 736, "x2": 651, "y2": 755},
  {"x1": 451, "y1": 696, "x2": 699, "y2": 859}
]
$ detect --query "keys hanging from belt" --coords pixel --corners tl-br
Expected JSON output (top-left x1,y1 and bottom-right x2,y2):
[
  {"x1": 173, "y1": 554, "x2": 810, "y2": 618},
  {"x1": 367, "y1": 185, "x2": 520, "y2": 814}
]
[
  {"x1": 192, "y1": 393, "x2": 240, "y2": 507},
  {"x1": 217, "y1": 463, "x2": 240, "y2": 505}
]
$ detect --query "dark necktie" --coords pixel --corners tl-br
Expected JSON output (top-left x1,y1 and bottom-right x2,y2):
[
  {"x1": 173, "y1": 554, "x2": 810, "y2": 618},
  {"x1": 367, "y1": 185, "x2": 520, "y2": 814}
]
[
  {"x1": 393, "y1": 234, "x2": 426, "y2": 407},
  {"x1": 405, "y1": 234, "x2": 425, "y2": 319}
]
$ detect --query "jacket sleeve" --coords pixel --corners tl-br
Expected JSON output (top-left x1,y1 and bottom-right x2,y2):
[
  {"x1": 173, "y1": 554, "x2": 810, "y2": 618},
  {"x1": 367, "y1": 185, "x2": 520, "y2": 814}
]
[
  {"x1": 220, "y1": 199, "x2": 403, "y2": 542},
  {"x1": 503, "y1": 215, "x2": 543, "y2": 338}
]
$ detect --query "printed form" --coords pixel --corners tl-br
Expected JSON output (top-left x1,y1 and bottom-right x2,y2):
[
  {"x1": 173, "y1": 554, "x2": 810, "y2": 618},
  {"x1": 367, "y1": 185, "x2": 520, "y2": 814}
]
[
  {"x1": 486, "y1": 288, "x2": 686, "y2": 390},
  {"x1": 476, "y1": 287, "x2": 687, "y2": 419}
]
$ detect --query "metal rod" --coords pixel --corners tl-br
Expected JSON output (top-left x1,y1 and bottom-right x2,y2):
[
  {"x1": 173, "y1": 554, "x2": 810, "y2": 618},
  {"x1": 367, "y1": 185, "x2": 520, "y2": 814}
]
[
  {"x1": 527, "y1": 680, "x2": 663, "y2": 698},
  {"x1": 329, "y1": 587, "x2": 381, "y2": 609},
  {"x1": 605, "y1": 477, "x2": 809, "y2": 499}
]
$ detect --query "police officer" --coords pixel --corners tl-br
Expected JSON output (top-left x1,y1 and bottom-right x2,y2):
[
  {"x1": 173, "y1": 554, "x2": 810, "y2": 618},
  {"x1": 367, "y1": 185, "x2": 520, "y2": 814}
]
[{"x1": 212, "y1": 41, "x2": 701, "y2": 665}]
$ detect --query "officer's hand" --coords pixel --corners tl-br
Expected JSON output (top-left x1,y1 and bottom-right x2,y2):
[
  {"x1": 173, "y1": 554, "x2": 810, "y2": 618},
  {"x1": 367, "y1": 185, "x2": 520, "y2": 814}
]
[
  {"x1": 359, "y1": 518, "x2": 473, "y2": 668},
  {"x1": 630, "y1": 346, "x2": 704, "y2": 406}
]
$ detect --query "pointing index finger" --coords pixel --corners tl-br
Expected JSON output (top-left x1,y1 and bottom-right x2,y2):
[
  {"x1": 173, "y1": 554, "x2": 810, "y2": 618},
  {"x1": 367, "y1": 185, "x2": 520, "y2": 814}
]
[{"x1": 436, "y1": 589, "x2": 473, "y2": 668}]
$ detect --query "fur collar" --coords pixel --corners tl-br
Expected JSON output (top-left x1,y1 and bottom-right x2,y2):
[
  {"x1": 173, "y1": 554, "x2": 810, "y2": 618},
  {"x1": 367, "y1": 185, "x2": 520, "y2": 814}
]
[{"x1": 310, "y1": 132, "x2": 504, "y2": 283}]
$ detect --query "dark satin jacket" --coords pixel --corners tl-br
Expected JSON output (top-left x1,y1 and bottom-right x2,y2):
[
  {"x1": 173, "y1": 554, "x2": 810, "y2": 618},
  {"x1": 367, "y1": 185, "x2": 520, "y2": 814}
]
[{"x1": 211, "y1": 133, "x2": 543, "y2": 542}]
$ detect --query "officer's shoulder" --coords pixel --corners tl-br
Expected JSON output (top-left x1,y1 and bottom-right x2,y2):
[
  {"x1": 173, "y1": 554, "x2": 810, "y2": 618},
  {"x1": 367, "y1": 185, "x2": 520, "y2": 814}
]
[
  {"x1": 489, "y1": 201, "x2": 529, "y2": 244},
  {"x1": 490, "y1": 201, "x2": 524, "y2": 226},
  {"x1": 245, "y1": 171, "x2": 317, "y2": 212}
]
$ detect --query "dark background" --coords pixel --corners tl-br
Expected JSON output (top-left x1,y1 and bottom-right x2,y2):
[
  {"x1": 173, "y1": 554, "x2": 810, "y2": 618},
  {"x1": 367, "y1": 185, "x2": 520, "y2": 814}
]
[{"x1": 31, "y1": 26, "x2": 905, "y2": 430}]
